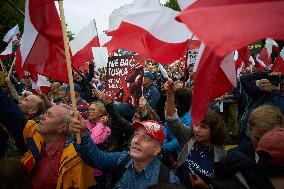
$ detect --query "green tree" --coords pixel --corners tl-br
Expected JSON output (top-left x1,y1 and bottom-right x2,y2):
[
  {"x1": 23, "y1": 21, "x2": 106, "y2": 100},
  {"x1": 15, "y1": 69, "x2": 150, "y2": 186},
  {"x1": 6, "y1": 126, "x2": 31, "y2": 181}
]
[
  {"x1": 164, "y1": 0, "x2": 181, "y2": 11},
  {"x1": 0, "y1": 0, "x2": 24, "y2": 70},
  {"x1": 0, "y1": 0, "x2": 25, "y2": 51},
  {"x1": 67, "y1": 25, "x2": 75, "y2": 41}
]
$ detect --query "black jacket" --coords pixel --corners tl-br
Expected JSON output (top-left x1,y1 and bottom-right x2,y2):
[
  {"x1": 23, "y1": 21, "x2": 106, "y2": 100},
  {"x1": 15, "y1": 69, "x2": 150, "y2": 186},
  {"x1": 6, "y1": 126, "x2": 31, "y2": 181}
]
[{"x1": 213, "y1": 151, "x2": 275, "y2": 189}]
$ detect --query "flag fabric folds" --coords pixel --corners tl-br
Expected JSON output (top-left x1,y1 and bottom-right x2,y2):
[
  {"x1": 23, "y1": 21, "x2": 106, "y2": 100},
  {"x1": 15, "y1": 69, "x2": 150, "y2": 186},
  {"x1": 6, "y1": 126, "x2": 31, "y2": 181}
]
[
  {"x1": 70, "y1": 19, "x2": 100, "y2": 69},
  {"x1": 21, "y1": 0, "x2": 68, "y2": 83},
  {"x1": 273, "y1": 48, "x2": 284, "y2": 73},
  {"x1": 177, "y1": 0, "x2": 196, "y2": 10},
  {"x1": 177, "y1": 0, "x2": 284, "y2": 57},
  {"x1": 3, "y1": 25, "x2": 20, "y2": 43},
  {"x1": 0, "y1": 25, "x2": 20, "y2": 60},
  {"x1": 192, "y1": 45, "x2": 236, "y2": 126},
  {"x1": 105, "y1": 1, "x2": 193, "y2": 64}
]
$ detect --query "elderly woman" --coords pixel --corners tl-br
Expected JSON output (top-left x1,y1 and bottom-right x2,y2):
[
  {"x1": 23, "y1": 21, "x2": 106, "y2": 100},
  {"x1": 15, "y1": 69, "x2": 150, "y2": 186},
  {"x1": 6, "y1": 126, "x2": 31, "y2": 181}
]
[{"x1": 87, "y1": 102, "x2": 111, "y2": 189}]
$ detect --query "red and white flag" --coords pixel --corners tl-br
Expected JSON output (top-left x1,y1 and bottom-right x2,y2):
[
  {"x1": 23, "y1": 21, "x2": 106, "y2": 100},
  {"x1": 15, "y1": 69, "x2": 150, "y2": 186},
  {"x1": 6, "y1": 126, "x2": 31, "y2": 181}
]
[
  {"x1": 272, "y1": 48, "x2": 284, "y2": 73},
  {"x1": 70, "y1": 19, "x2": 100, "y2": 69},
  {"x1": 0, "y1": 40, "x2": 15, "y2": 60},
  {"x1": 15, "y1": 46, "x2": 25, "y2": 79},
  {"x1": 177, "y1": 0, "x2": 284, "y2": 57},
  {"x1": 192, "y1": 45, "x2": 237, "y2": 126},
  {"x1": 105, "y1": 0, "x2": 193, "y2": 64},
  {"x1": 0, "y1": 25, "x2": 20, "y2": 60},
  {"x1": 30, "y1": 73, "x2": 51, "y2": 94},
  {"x1": 254, "y1": 54, "x2": 267, "y2": 72},
  {"x1": 20, "y1": 0, "x2": 68, "y2": 83},
  {"x1": 3, "y1": 24, "x2": 20, "y2": 43},
  {"x1": 234, "y1": 47, "x2": 251, "y2": 76},
  {"x1": 258, "y1": 39, "x2": 279, "y2": 67}
]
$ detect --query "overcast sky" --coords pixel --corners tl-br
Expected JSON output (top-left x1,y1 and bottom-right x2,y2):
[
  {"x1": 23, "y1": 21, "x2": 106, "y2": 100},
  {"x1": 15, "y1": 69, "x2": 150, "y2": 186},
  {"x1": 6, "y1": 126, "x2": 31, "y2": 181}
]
[
  {"x1": 63, "y1": 0, "x2": 166, "y2": 34},
  {"x1": 62, "y1": 0, "x2": 167, "y2": 44}
]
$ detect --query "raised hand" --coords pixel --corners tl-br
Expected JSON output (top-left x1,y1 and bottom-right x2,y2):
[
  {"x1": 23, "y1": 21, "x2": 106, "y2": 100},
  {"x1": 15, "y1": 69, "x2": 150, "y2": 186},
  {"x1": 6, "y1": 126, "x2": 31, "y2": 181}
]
[
  {"x1": 163, "y1": 78, "x2": 175, "y2": 95},
  {"x1": 69, "y1": 111, "x2": 88, "y2": 137}
]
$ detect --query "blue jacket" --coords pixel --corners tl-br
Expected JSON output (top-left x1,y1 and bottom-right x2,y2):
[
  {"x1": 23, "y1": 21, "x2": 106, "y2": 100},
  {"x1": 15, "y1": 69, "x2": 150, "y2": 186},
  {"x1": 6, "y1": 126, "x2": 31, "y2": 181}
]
[
  {"x1": 74, "y1": 135, "x2": 179, "y2": 189},
  {"x1": 239, "y1": 72, "x2": 284, "y2": 159},
  {"x1": 163, "y1": 112, "x2": 191, "y2": 152},
  {"x1": 143, "y1": 84, "x2": 160, "y2": 110},
  {"x1": 0, "y1": 88, "x2": 27, "y2": 154}
]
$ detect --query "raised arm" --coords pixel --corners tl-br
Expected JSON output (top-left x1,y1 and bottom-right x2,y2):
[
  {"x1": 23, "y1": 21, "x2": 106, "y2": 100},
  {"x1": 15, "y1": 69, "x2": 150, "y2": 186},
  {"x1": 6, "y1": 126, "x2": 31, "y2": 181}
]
[
  {"x1": 69, "y1": 111, "x2": 127, "y2": 171},
  {"x1": 240, "y1": 72, "x2": 268, "y2": 98},
  {"x1": 0, "y1": 87, "x2": 27, "y2": 153},
  {"x1": 164, "y1": 79, "x2": 191, "y2": 147},
  {"x1": 87, "y1": 62, "x2": 94, "y2": 82}
]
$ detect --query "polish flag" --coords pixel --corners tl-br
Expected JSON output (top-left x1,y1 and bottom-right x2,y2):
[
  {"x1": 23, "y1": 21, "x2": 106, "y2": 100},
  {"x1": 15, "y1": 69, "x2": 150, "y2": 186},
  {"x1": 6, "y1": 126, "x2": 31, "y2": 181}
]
[
  {"x1": 30, "y1": 73, "x2": 51, "y2": 94},
  {"x1": 70, "y1": 19, "x2": 100, "y2": 69},
  {"x1": 192, "y1": 44, "x2": 237, "y2": 126},
  {"x1": 258, "y1": 39, "x2": 279, "y2": 67},
  {"x1": 21, "y1": 0, "x2": 68, "y2": 83},
  {"x1": 3, "y1": 25, "x2": 20, "y2": 43},
  {"x1": 0, "y1": 40, "x2": 15, "y2": 60},
  {"x1": 105, "y1": 0, "x2": 193, "y2": 64},
  {"x1": 233, "y1": 47, "x2": 251, "y2": 76},
  {"x1": 249, "y1": 55, "x2": 266, "y2": 72},
  {"x1": 272, "y1": 48, "x2": 284, "y2": 73},
  {"x1": 255, "y1": 54, "x2": 267, "y2": 72},
  {"x1": 15, "y1": 46, "x2": 25, "y2": 79},
  {"x1": 234, "y1": 51, "x2": 243, "y2": 77},
  {"x1": 0, "y1": 25, "x2": 20, "y2": 60},
  {"x1": 177, "y1": 0, "x2": 284, "y2": 57}
]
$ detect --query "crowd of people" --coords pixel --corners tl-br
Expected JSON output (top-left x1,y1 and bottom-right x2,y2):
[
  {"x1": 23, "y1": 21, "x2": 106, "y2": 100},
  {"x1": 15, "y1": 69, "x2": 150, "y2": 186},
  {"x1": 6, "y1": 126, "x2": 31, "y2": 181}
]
[{"x1": 0, "y1": 59, "x2": 284, "y2": 189}]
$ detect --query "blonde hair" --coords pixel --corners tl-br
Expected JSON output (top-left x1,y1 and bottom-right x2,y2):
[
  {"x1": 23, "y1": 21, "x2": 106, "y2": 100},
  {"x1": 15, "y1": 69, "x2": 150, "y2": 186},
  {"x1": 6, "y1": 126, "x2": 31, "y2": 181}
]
[
  {"x1": 249, "y1": 105, "x2": 284, "y2": 132},
  {"x1": 90, "y1": 102, "x2": 107, "y2": 117}
]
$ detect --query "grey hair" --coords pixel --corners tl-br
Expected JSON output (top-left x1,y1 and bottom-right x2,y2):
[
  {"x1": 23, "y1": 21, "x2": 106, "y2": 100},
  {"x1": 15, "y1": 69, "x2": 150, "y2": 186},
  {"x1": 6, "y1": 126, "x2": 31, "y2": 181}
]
[{"x1": 58, "y1": 104, "x2": 73, "y2": 125}]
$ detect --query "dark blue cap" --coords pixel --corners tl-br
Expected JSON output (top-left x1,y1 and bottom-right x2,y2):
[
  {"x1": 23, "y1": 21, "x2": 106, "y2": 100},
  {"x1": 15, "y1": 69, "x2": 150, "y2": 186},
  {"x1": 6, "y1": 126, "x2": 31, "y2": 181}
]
[
  {"x1": 144, "y1": 71, "x2": 155, "y2": 81},
  {"x1": 67, "y1": 83, "x2": 81, "y2": 93}
]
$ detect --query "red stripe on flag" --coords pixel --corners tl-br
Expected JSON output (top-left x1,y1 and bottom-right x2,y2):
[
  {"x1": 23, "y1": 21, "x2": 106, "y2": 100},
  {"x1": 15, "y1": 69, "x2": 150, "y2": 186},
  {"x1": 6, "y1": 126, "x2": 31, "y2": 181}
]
[
  {"x1": 177, "y1": 0, "x2": 284, "y2": 57},
  {"x1": 72, "y1": 36, "x2": 100, "y2": 69},
  {"x1": 105, "y1": 22, "x2": 190, "y2": 64}
]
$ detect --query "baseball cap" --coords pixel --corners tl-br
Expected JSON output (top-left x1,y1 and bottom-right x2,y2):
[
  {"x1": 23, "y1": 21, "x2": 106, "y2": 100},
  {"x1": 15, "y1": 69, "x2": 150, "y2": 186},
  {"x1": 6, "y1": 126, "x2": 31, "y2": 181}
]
[
  {"x1": 131, "y1": 120, "x2": 165, "y2": 144},
  {"x1": 256, "y1": 128, "x2": 284, "y2": 166},
  {"x1": 67, "y1": 83, "x2": 81, "y2": 93},
  {"x1": 60, "y1": 84, "x2": 68, "y2": 91},
  {"x1": 144, "y1": 71, "x2": 155, "y2": 81}
]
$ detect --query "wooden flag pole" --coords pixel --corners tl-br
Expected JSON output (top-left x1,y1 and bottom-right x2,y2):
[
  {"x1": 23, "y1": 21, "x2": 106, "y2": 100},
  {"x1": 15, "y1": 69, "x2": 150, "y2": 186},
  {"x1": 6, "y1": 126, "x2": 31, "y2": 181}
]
[
  {"x1": 7, "y1": 57, "x2": 15, "y2": 78},
  {"x1": 58, "y1": 0, "x2": 81, "y2": 144},
  {"x1": 182, "y1": 35, "x2": 194, "y2": 87},
  {"x1": 0, "y1": 60, "x2": 8, "y2": 74}
]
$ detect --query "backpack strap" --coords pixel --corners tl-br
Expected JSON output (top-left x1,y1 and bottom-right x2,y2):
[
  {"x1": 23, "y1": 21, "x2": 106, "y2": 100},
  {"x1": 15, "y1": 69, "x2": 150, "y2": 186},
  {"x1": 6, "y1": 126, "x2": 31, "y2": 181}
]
[{"x1": 158, "y1": 163, "x2": 170, "y2": 182}]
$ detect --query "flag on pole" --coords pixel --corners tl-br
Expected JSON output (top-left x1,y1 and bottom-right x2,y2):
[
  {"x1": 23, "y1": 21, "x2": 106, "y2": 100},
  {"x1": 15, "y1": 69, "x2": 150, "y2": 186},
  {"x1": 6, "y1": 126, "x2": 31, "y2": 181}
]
[
  {"x1": 258, "y1": 39, "x2": 279, "y2": 67},
  {"x1": 21, "y1": 0, "x2": 68, "y2": 83},
  {"x1": 272, "y1": 48, "x2": 284, "y2": 73},
  {"x1": 70, "y1": 19, "x2": 100, "y2": 69},
  {"x1": 15, "y1": 46, "x2": 25, "y2": 79},
  {"x1": 192, "y1": 46, "x2": 236, "y2": 126},
  {"x1": 3, "y1": 25, "x2": 20, "y2": 43},
  {"x1": 30, "y1": 73, "x2": 51, "y2": 94},
  {"x1": 0, "y1": 25, "x2": 21, "y2": 60},
  {"x1": 177, "y1": 0, "x2": 284, "y2": 57},
  {"x1": 0, "y1": 40, "x2": 15, "y2": 60},
  {"x1": 105, "y1": 0, "x2": 193, "y2": 64}
]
